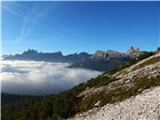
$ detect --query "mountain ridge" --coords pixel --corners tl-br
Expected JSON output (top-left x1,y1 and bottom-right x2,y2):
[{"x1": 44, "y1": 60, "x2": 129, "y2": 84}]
[{"x1": 2, "y1": 47, "x2": 141, "y2": 71}]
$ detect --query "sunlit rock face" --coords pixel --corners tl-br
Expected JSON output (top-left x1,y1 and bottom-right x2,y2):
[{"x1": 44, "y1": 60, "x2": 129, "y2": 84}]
[
  {"x1": 1, "y1": 60, "x2": 101, "y2": 95},
  {"x1": 127, "y1": 46, "x2": 140, "y2": 57}
]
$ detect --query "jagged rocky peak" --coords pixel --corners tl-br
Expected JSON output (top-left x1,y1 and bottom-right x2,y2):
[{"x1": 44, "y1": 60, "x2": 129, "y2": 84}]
[
  {"x1": 127, "y1": 46, "x2": 140, "y2": 57},
  {"x1": 22, "y1": 49, "x2": 38, "y2": 55},
  {"x1": 106, "y1": 50, "x2": 121, "y2": 57},
  {"x1": 91, "y1": 47, "x2": 141, "y2": 60},
  {"x1": 92, "y1": 50, "x2": 121, "y2": 59},
  {"x1": 92, "y1": 50, "x2": 108, "y2": 59}
]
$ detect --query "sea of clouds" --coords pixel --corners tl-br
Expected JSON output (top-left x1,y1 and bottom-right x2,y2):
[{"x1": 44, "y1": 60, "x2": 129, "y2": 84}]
[{"x1": 1, "y1": 60, "x2": 101, "y2": 95}]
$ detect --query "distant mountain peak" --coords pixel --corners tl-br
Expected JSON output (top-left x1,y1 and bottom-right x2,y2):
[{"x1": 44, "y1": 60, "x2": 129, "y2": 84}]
[
  {"x1": 91, "y1": 50, "x2": 108, "y2": 59},
  {"x1": 127, "y1": 46, "x2": 140, "y2": 57},
  {"x1": 23, "y1": 49, "x2": 38, "y2": 55},
  {"x1": 52, "y1": 51, "x2": 63, "y2": 55},
  {"x1": 91, "y1": 48, "x2": 125, "y2": 59}
]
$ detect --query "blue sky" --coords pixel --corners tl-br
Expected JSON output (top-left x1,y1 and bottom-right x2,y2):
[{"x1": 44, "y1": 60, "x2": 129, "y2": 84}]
[{"x1": 2, "y1": 1, "x2": 160, "y2": 55}]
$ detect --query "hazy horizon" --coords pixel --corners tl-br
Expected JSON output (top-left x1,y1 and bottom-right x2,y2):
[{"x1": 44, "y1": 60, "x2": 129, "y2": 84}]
[{"x1": 2, "y1": 46, "x2": 159, "y2": 56}]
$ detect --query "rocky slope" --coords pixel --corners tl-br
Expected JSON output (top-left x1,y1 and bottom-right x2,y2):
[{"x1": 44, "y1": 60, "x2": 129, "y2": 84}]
[
  {"x1": 69, "y1": 52, "x2": 160, "y2": 120},
  {"x1": 69, "y1": 86, "x2": 160, "y2": 120}
]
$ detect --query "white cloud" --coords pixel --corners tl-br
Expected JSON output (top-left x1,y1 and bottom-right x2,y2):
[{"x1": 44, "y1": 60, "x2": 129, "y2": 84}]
[{"x1": 1, "y1": 60, "x2": 101, "y2": 95}]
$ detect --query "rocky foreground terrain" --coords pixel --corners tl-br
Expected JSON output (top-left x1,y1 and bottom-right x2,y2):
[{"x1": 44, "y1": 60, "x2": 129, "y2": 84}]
[
  {"x1": 69, "y1": 86, "x2": 160, "y2": 120},
  {"x1": 69, "y1": 52, "x2": 160, "y2": 120}
]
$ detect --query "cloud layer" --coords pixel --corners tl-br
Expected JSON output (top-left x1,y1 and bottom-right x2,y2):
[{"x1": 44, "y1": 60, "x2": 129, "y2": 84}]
[{"x1": 1, "y1": 60, "x2": 101, "y2": 95}]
